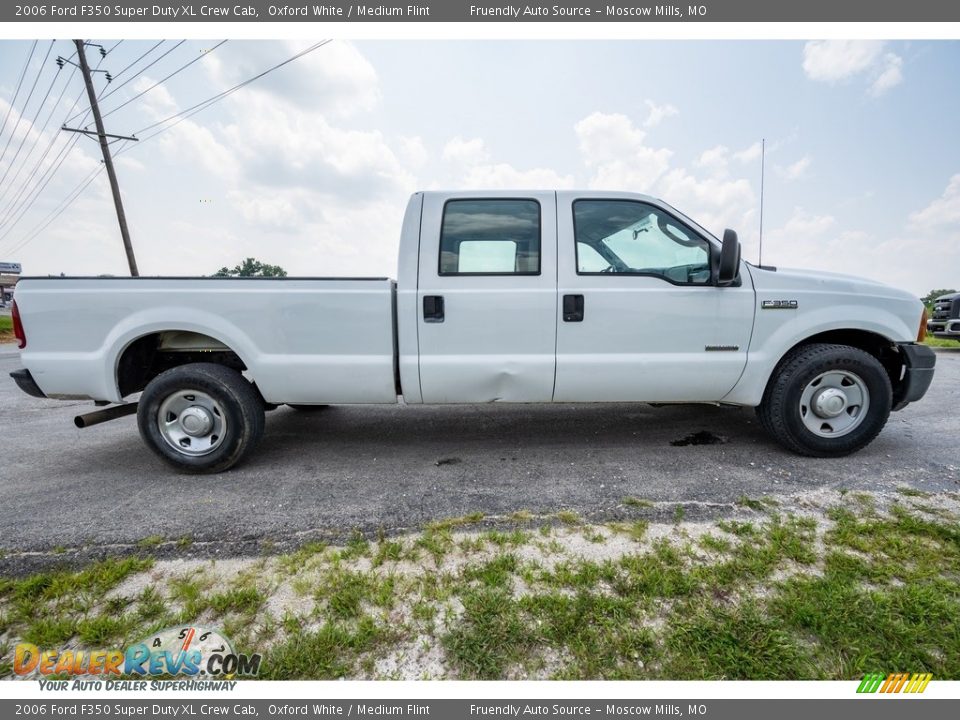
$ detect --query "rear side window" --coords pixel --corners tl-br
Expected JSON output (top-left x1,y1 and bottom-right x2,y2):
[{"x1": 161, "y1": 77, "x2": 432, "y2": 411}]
[{"x1": 439, "y1": 199, "x2": 541, "y2": 275}]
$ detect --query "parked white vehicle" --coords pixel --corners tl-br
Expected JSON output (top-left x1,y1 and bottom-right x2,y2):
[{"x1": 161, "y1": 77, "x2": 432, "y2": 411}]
[{"x1": 10, "y1": 190, "x2": 935, "y2": 472}]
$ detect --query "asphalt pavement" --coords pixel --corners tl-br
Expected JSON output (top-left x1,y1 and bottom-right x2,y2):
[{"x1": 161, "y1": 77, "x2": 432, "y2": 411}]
[{"x1": 1, "y1": 343, "x2": 958, "y2": 573}]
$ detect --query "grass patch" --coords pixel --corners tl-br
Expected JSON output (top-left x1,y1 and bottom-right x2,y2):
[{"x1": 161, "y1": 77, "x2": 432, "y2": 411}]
[
  {"x1": 261, "y1": 617, "x2": 394, "y2": 679},
  {"x1": 209, "y1": 586, "x2": 264, "y2": 616},
  {"x1": 443, "y1": 587, "x2": 536, "y2": 679},
  {"x1": 2, "y1": 495, "x2": 959, "y2": 681},
  {"x1": 923, "y1": 336, "x2": 960, "y2": 348}
]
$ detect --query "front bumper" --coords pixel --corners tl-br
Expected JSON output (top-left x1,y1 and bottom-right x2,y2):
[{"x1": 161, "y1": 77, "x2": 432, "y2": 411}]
[
  {"x1": 927, "y1": 319, "x2": 960, "y2": 340},
  {"x1": 891, "y1": 343, "x2": 936, "y2": 411},
  {"x1": 10, "y1": 368, "x2": 46, "y2": 398}
]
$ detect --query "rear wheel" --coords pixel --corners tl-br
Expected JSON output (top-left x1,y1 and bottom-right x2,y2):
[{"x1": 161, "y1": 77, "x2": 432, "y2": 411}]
[
  {"x1": 138, "y1": 363, "x2": 265, "y2": 473},
  {"x1": 756, "y1": 343, "x2": 892, "y2": 457}
]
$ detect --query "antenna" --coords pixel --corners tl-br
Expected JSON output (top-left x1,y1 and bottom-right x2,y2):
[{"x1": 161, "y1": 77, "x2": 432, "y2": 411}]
[{"x1": 758, "y1": 138, "x2": 765, "y2": 266}]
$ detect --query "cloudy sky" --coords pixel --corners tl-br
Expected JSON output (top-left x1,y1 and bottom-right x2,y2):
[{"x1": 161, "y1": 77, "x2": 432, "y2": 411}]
[{"x1": 0, "y1": 39, "x2": 957, "y2": 295}]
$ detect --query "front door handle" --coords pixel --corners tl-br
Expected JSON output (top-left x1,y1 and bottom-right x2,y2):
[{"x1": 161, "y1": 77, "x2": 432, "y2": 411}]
[
  {"x1": 423, "y1": 295, "x2": 445, "y2": 323},
  {"x1": 563, "y1": 294, "x2": 584, "y2": 322}
]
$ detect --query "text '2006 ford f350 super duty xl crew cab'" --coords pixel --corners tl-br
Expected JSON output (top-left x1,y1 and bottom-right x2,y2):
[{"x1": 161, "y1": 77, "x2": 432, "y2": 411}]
[{"x1": 10, "y1": 190, "x2": 936, "y2": 473}]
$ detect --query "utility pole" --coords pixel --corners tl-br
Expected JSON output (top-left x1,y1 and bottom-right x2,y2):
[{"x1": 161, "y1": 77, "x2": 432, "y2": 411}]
[{"x1": 65, "y1": 39, "x2": 139, "y2": 276}]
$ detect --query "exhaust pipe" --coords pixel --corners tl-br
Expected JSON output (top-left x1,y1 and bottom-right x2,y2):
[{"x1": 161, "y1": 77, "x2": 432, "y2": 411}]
[{"x1": 74, "y1": 403, "x2": 138, "y2": 429}]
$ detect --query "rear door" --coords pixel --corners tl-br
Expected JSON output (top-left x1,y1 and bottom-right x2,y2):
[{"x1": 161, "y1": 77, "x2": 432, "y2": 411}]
[{"x1": 417, "y1": 191, "x2": 558, "y2": 403}]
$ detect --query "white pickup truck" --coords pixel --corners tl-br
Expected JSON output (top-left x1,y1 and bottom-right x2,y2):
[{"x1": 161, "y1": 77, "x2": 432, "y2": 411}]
[{"x1": 10, "y1": 190, "x2": 935, "y2": 472}]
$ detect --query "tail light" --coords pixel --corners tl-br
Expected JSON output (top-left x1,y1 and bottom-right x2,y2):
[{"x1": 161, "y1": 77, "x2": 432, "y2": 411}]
[
  {"x1": 917, "y1": 307, "x2": 928, "y2": 343},
  {"x1": 11, "y1": 299, "x2": 25, "y2": 349}
]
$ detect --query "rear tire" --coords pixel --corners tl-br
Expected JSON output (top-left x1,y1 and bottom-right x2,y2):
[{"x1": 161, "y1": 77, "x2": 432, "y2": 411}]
[
  {"x1": 757, "y1": 343, "x2": 891, "y2": 457},
  {"x1": 138, "y1": 363, "x2": 265, "y2": 473}
]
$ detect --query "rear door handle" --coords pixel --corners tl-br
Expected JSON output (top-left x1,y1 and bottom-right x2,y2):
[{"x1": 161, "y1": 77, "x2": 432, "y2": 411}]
[
  {"x1": 423, "y1": 295, "x2": 445, "y2": 323},
  {"x1": 563, "y1": 294, "x2": 584, "y2": 322}
]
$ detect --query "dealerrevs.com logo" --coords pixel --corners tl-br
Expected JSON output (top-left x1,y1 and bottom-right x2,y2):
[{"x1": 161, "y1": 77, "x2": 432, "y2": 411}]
[
  {"x1": 857, "y1": 673, "x2": 933, "y2": 694},
  {"x1": 14, "y1": 625, "x2": 261, "y2": 679}
]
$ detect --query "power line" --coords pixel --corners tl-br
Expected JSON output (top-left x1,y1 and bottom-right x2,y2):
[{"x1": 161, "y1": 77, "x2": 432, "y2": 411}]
[
  {"x1": 0, "y1": 42, "x2": 118, "y2": 241},
  {"x1": 3, "y1": 163, "x2": 106, "y2": 258},
  {"x1": 0, "y1": 62, "x2": 79, "y2": 219},
  {"x1": 3, "y1": 41, "x2": 332, "y2": 257},
  {"x1": 0, "y1": 41, "x2": 66, "y2": 204},
  {"x1": 103, "y1": 39, "x2": 155, "y2": 82},
  {"x1": 97, "y1": 40, "x2": 186, "y2": 104},
  {"x1": 0, "y1": 130, "x2": 82, "y2": 240},
  {"x1": 132, "y1": 40, "x2": 330, "y2": 137},
  {"x1": 0, "y1": 41, "x2": 38, "y2": 147},
  {"x1": 0, "y1": 102, "x2": 83, "y2": 231},
  {"x1": 62, "y1": 40, "x2": 165, "y2": 126},
  {"x1": 0, "y1": 40, "x2": 53, "y2": 169},
  {"x1": 101, "y1": 40, "x2": 228, "y2": 121}
]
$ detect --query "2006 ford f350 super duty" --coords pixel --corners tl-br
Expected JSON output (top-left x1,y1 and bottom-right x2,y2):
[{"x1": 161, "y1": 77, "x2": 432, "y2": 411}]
[{"x1": 10, "y1": 190, "x2": 936, "y2": 472}]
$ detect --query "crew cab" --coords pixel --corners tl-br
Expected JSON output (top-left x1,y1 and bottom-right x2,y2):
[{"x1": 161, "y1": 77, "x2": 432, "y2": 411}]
[{"x1": 10, "y1": 190, "x2": 936, "y2": 472}]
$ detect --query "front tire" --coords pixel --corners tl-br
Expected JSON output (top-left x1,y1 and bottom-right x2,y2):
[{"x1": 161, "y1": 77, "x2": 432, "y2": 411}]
[
  {"x1": 757, "y1": 343, "x2": 892, "y2": 457},
  {"x1": 138, "y1": 363, "x2": 265, "y2": 473}
]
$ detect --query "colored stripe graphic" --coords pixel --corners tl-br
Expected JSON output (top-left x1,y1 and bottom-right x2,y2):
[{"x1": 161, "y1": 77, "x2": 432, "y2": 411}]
[
  {"x1": 857, "y1": 672, "x2": 931, "y2": 693},
  {"x1": 857, "y1": 673, "x2": 885, "y2": 693}
]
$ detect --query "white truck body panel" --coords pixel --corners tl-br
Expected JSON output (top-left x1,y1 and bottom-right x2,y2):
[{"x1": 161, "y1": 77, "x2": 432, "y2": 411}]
[
  {"x1": 722, "y1": 265, "x2": 920, "y2": 406},
  {"x1": 17, "y1": 277, "x2": 398, "y2": 404},
  {"x1": 554, "y1": 191, "x2": 756, "y2": 402},
  {"x1": 13, "y1": 190, "x2": 927, "y2": 410},
  {"x1": 415, "y1": 190, "x2": 559, "y2": 403}
]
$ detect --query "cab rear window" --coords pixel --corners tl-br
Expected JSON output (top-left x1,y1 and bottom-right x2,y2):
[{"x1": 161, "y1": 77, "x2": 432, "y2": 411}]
[{"x1": 439, "y1": 199, "x2": 541, "y2": 275}]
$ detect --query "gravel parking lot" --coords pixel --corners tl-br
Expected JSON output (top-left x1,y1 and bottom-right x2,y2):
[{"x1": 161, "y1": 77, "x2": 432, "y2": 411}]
[{"x1": 1, "y1": 344, "x2": 958, "y2": 573}]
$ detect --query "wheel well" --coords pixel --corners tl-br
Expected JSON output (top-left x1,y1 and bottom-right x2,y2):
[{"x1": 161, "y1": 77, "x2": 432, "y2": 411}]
[
  {"x1": 776, "y1": 329, "x2": 905, "y2": 393},
  {"x1": 116, "y1": 331, "x2": 247, "y2": 398}
]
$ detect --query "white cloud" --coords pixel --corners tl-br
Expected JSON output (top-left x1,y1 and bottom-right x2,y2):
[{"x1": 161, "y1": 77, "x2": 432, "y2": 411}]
[
  {"x1": 441, "y1": 136, "x2": 573, "y2": 189},
  {"x1": 802, "y1": 40, "x2": 903, "y2": 98},
  {"x1": 460, "y1": 163, "x2": 574, "y2": 190},
  {"x1": 802, "y1": 40, "x2": 884, "y2": 82},
  {"x1": 776, "y1": 156, "x2": 812, "y2": 181},
  {"x1": 733, "y1": 142, "x2": 763, "y2": 164},
  {"x1": 772, "y1": 207, "x2": 836, "y2": 238},
  {"x1": 695, "y1": 145, "x2": 730, "y2": 176},
  {"x1": 572, "y1": 111, "x2": 757, "y2": 255},
  {"x1": 869, "y1": 53, "x2": 904, "y2": 97},
  {"x1": 910, "y1": 174, "x2": 960, "y2": 228},
  {"x1": 397, "y1": 136, "x2": 428, "y2": 170},
  {"x1": 575, "y1": 112, "x2": 672, "y2": 191},
  {"x1": 441, "y1": 136, "x2": 488, "y2": 166},
  {"x1": 204, "y1": 40, "x2": 380, "y2": 118},
  {"x1": 643, "y1": 100, "x2": 678, "y2": 128}
]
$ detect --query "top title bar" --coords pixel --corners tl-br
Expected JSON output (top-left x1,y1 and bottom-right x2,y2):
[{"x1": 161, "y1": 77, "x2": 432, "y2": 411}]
[{"x1": 6, "y1": 0, "x2": 960, "y2": 23}]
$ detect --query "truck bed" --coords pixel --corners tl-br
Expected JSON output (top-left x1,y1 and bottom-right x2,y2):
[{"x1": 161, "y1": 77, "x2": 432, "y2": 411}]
[{"x1": 15, "y1": 276, "x2": 400, "y2": 404}]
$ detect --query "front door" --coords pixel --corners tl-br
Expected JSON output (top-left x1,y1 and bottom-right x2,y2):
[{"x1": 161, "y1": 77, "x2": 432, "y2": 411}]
[
  {"x1": 417, "y1": 191, "x2": 558, "y2": 403},
  {"x1": 553, "y1": 193, "x2": 754, "y2": 402}
]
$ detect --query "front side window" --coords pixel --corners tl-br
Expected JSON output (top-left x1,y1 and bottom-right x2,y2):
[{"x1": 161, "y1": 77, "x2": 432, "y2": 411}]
[
  {"x1": 573, "y1": 200, "x2": 711, "y2": 284},
  {"x1": 439, "y1": 199, "x2": 541, "y2": 275}
]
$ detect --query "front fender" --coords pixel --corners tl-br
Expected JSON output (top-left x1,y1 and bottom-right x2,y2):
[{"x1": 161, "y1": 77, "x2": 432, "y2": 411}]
[{"x1": 723, "y1": 303, "x2": 916, "y2": 407}]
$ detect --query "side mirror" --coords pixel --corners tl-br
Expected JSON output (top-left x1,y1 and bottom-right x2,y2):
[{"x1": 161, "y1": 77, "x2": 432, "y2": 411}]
[{"x1": 717, "y1": 229, "x2": 741, "y2": 286}]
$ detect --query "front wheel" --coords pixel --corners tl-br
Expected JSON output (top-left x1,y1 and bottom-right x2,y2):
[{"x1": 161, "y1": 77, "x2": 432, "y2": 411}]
[
  {"x1": 756, "y1": 343, "x2": 892, "y2": 457},
  {"x1": 138, "y1": 363, "x2": 265, "y2": 473}
]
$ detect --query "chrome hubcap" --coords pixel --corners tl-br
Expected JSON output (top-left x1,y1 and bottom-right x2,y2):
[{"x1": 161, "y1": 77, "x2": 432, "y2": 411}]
[
  {"x1": 157, "y1": 390, "x2": 226, "y2": 456},
  {"x1": 799, "y1": 370, "x2": 869, "y2": 438}
]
